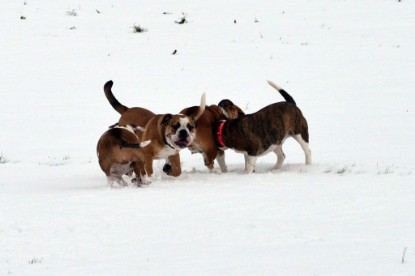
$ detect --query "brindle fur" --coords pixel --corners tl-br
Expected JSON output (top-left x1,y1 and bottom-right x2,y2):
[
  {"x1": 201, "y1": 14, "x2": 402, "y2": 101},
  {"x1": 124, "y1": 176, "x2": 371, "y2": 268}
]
[
  {"x1": 221, "y1": 103, "x2": 308, "y2": 155},
  {"x1": 216, "y1": 81, "x2": 311, "y2": 173}
]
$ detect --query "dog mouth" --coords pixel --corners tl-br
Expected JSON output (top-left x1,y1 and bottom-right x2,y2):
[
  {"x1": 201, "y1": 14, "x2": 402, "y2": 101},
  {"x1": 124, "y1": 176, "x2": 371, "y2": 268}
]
[{"x1": 173, "y1": 139, "x2": 190, "y2": 149}]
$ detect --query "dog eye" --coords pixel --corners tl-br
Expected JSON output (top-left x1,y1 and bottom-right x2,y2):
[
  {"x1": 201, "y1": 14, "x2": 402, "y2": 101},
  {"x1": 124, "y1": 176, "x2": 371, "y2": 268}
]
[
  {"x1": 172, "y1": 123, "x2": 180, "y2": 130},
  {"x1": 187, "y1": 123, "x2": 194, "y2": 131}
]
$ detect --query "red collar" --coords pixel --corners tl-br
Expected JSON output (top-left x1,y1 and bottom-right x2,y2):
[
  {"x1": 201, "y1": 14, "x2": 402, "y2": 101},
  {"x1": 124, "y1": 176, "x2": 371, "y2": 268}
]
[{"x1": 217, "y1": 120, "x2": 226, "y2": 147}]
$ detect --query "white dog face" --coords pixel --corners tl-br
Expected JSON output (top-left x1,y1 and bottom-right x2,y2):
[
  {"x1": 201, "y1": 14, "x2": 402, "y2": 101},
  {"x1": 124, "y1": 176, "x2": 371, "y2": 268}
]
[{"x1": 162, "y1": 115, "x2": 196, "y2": 150}]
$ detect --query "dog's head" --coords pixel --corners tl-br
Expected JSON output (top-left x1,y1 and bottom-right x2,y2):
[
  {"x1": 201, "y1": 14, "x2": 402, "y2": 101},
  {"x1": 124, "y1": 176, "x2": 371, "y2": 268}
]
[
  {"x1": 161, "y1": 114, "x2": 197, "y2": 149},
  {"x1": 218, "y1": 99, "x2": 245, "y2": 119}
]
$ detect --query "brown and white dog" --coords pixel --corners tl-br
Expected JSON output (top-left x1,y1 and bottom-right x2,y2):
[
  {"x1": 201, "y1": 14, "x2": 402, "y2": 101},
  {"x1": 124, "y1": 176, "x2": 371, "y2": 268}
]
[
  {"x1": 104, "y1": 80, "x2": 155, "y2": 141},
  {"x1": 180, "y1": 102, "x2": 244, "y2": 173},
  {"x1": 216, "y1": 80, "x2": 312, "y2": 173},
  {"x1": 103, "y1": 80, "x2": 206, "y2": 184},
  {"x1": 97, "y1": 124, "x2": 150, "y2": 187}
]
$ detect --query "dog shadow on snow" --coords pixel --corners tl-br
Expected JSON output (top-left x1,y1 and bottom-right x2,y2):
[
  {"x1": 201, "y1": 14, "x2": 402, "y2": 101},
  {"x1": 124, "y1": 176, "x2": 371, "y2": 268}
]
[{"x1": 183, "y1": 162, "x2": 316, "y2": 176}]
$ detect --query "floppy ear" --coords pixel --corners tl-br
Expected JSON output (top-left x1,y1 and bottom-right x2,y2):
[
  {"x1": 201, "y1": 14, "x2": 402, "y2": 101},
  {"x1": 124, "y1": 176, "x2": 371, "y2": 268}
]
[{"x1": 161, "y1": 114, "x2": 173, "y2": 126}]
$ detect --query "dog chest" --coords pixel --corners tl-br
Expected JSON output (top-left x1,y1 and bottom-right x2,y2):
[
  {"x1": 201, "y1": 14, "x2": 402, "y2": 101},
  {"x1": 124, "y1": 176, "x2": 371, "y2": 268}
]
[{"x1": 156, "y1": 146, "x2": 178, "y2": 160}]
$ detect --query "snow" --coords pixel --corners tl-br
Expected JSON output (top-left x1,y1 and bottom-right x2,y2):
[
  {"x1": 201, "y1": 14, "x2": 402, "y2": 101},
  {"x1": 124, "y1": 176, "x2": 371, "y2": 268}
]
[{"x1": 1, "y1": 0, "x2": 415, "y2": 275}]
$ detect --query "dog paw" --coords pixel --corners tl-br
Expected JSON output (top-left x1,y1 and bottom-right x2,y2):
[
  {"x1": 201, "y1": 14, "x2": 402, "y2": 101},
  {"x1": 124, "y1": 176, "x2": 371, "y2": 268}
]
[
  {"x1": 163, "y1": 164, "x2": 172, "y2": 175},
  {"x1": 132, "y1": 175, "x2": 152, "y2": 186},
  {"x1": 108, "y1": 176, "x2": 129, "y2": 188}
]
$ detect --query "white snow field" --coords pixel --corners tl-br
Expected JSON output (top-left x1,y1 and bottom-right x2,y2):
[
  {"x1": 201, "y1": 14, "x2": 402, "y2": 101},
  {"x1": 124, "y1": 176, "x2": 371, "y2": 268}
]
[{"x1": 1, "y1": 0, "x2": 415, "y2": 275}]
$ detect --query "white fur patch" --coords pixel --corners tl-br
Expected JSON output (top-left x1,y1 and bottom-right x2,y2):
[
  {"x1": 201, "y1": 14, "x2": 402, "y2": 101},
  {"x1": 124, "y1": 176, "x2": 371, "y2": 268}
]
[
  {"x1": 140, "y1": 140, "x2": 151, "y2": 148},
  {"x1": 293, "y1": 134, "x2": 312, "y2": 165},
  {"x1": 267, "y1": 80, "x2": 283, "y2": 91},
  {"x1": 113, "y1": 124, "x2": 144, "y2": 141},
  {"x1": 140, "y1": 174, "x2": 152, "y2": 185},
  {"x1": 156, "y1": 146, "x2": 178, "y2": 160},
  {"x1": 166, "y1": 117, "x2": 195, "y2": 150},
  {"x1": 245, "y1": 155, "x2": 258, "y2": 174},
  {"x1": 220, "y1": 107, "x2": 230, "y2": 119}
]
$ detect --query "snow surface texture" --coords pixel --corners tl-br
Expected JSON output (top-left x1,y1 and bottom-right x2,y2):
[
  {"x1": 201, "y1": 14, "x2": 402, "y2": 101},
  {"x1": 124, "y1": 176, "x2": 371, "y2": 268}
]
[{"x1": 1, "y1": 1, "x2": 415, "y2": 275}]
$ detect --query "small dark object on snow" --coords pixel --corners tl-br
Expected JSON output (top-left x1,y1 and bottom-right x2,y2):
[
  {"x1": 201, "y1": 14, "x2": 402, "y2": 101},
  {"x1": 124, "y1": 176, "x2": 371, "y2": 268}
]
[
  {"x1": 132, "y1": 25, "x2": 147, "y2": 33},
  {"x1": 175, "y1": 13, "x2": 187, "y2": 24}
]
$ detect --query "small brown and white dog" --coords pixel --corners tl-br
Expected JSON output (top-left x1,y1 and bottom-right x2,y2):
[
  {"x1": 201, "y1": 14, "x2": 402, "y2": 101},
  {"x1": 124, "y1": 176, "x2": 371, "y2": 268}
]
[
  {"x1": 180, "y1": 102, "x2": 244, "y2": 173},
  {"x1": 103, "y1": 80, "x2": 206, "y2": 184},
  {"x1": 216, "y1": 80, "x2": 312, "y2": 173},
  {"x1": 97, "y1": 124, "x2": 150, "y2": 187}
]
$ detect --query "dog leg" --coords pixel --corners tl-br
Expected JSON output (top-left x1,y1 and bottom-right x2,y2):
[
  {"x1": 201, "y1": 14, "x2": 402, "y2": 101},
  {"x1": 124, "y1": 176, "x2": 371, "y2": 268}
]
[
  {"x1": 273, "y1": 146, "x2": 286, "y2": 169},
  {"x1": 107, "y1": 175, "x2": 128, "y2": 188},
  {"x1": 202, "y1": 152, "x2": 215, "y2": 173},
  {"x1": 106, "y1": 176, "x2": 115, "y2": 187},
  {"x1": 139, "y1": 174, "x2": 152, "y2": 185},
  {"x1": 140, "y1": 156, "x2": 154, "y2": 183},
  {"x1": 132, "y1": 162, "x2": 151, "y2": 186},
  {"x1": 167, "y1": 154, "x2": 182, "y2": 177},
  {"x1": 216, "y1": 150, "x2": 228, "y2": 173},
  {"x1": 244, "y1": 154, "x2": 248, "y2": 171},
  {"x1": 293, "y1": 134, "x2": 312, "y2": 165},
  {"x1": 245, "y1": 154, "x2": 258, "y2": 174},
  {"x1": 126, "y1": 168, "x2": 133, "y2": 177}
]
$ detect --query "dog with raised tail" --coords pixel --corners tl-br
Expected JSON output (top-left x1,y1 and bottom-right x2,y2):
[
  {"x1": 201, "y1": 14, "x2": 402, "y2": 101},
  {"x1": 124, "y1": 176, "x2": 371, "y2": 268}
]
[
  {"x1": 216, "y1": 80, "x2": 312, "y2": 173},
  {"x1": 103, "y1": 80, "x2": 206, "y2": 183},
  {"x1": 97, "y1": 124, "x2": 150, "y2": 187}
]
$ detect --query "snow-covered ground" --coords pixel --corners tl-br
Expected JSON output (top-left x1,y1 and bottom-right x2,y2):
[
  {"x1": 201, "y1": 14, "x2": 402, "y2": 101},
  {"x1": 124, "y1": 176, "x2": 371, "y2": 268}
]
[{"x1": 1, "y1": 1, "x2": 414, "y2": 275}]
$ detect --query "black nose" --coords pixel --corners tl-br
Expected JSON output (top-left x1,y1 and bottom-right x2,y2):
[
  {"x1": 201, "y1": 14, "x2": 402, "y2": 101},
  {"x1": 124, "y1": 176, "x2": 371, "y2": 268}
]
[{"x1": 179, "y1": 129, "x2": 188, "y2": 140}]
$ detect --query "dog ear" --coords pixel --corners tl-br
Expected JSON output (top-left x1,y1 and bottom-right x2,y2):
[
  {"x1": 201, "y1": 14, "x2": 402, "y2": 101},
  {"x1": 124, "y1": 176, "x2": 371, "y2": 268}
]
[{"x1": 161, "y1": 114, "x2": 173, "y2": 126}]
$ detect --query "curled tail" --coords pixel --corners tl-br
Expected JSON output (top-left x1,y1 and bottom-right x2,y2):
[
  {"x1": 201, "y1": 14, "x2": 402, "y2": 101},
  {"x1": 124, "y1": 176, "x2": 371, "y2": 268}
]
[
  {"x1": 267, "y1": 80, "x2": 297, "y2": 106},
  {"x1": 104, "y1": 80, "x2": 129, "y2": 115}
]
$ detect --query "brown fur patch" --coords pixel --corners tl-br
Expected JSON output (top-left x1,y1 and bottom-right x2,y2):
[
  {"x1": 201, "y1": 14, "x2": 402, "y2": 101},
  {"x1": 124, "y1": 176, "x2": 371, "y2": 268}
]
[
  {"x1": 97, "y1": 126, "x2": 146, "y2": 185},
  {"x1": 180, "y1": 104, "x2": 238, "y2": 172},
  {"x1": 221, "y1": 102, "x2": 309, "y2": 156}
]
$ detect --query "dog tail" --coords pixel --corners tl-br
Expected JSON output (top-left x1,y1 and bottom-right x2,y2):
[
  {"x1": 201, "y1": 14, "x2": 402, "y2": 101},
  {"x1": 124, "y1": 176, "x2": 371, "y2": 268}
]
[
  {"x1": 104, "y1": 80, "x2": 129, "y2": 115},
  {"x1": 192, "y1": 92, "x2": 206, "y2": 121},
  {"x1": 267, "y1": 80, "x2": 297, "y2": 106}
]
